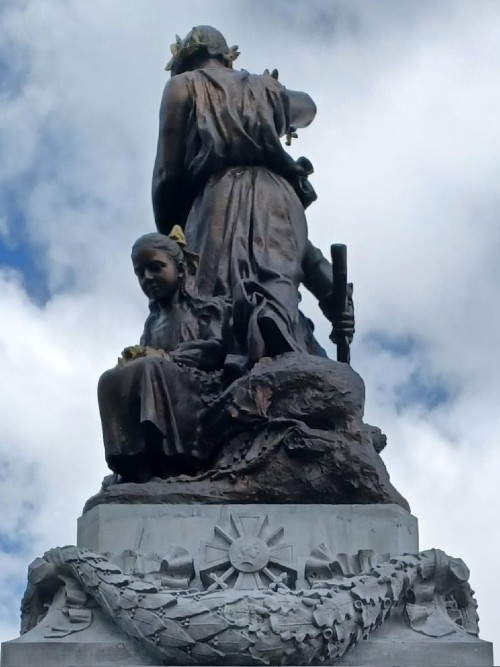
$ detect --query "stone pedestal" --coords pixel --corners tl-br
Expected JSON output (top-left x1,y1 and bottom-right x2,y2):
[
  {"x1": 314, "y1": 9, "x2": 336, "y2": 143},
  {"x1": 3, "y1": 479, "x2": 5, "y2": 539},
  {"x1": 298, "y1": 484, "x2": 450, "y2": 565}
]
[
  {"x1": 77, "y1": 503, "x2": 418, "y2": 590},
  {"x1": 2, "y1": 503, "x2": 493, "y2": 666},
  {"x1": 1, "y1": 603, "x2": 156, "y2": 666},
  {"x1": 336, "y1": 608, "x2": 494, "y2": 666}
]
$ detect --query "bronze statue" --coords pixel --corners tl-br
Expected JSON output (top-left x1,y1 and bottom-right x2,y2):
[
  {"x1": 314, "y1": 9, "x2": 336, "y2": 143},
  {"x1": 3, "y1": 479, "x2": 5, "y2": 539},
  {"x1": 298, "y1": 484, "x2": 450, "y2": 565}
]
[
  {"x1": 97, "y1": 230, "x2": 232, "y2": 482},
  {"x1": 92, "y1": 26, "x2": 405, "y2": 508},
  {"x1": 152, "y1": 25, "x2": 353, "y2": 363},
  {"x1": 8, "y1": 24, "x2": 494, "y2": 667}
]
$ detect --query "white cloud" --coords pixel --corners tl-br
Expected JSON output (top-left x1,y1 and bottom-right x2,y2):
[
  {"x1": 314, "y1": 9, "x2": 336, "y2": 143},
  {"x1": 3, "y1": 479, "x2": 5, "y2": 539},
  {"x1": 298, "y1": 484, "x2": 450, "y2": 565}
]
[{"x1": 0, "y1": 0, "x2": 499, "y2": 655}]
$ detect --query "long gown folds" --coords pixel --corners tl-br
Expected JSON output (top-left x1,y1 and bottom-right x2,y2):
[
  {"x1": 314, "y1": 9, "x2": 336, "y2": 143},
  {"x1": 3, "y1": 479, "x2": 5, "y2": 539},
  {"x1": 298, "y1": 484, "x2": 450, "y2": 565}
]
[
  {"x1": 163, "y1": 68, "x2": 318, "y2": 360},
  {"x1": 97, "y1": 297, "x2": 230, "y2": 480}
]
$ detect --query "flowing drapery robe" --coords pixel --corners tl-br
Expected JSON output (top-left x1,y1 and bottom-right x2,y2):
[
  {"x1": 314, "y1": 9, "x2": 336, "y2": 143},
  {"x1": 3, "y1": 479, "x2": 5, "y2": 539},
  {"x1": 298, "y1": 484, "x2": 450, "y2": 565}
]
[
  {"x1": 97, "y1": 297, "x2": 231, "y2": 480},
  {"x1": 153, "y1": 67, "x2": 326, "y2": 361}
]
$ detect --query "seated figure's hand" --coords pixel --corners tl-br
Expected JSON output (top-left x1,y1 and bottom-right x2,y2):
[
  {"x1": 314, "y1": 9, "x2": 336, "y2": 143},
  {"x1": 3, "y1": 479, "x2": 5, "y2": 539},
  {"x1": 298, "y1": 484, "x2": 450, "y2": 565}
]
[
  {"x1": 169, "y1": 339, "x2": 226, "y2": 371},
  {"x1": 117, "y1": 345, "x2": 170, "y2": 366},
  {"x1": 169, "y1": 348, "x2": 198, "y2": 367},
  {"x1": 118, "y1": 345, "x2": 145, "y2": 365}
]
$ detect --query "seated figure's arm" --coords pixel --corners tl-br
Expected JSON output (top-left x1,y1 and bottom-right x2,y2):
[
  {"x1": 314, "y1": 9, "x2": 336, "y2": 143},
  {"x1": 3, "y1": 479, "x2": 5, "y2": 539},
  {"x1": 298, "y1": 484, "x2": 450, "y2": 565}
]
[
  {"x1": 169, "y1": 339, "x2": 226, "y2": 372},
  {"x1": 117, "y1": 339, "x2": 226, "y2": 372}
]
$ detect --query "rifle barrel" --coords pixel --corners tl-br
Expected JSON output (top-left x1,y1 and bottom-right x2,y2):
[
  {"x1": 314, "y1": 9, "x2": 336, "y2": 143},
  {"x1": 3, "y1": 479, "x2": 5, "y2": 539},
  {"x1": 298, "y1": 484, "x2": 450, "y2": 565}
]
[{"x1": 330, "y1": 243, "x2": 350, "y2": 364}]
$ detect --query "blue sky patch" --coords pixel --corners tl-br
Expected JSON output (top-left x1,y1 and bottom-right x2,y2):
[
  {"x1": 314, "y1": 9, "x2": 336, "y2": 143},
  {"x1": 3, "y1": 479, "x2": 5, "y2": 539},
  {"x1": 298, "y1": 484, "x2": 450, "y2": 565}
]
[
  {"x1": 0, "y1": 3, "x2": 31, "y2": 98},
  {"x1": 395, "y1": 370, "x2": 450, "y2": 412},
  {"x1": 363, "y1": 330, "x2": 452, "y2": 411},
  {"x1": 0, "y1": 187, "x2": 51, "y2": 304},
  {"x1": 0, "y1": 531, "x2": 28, "y2": 557},
  {"x1": 364, "y1": 330, "x2": 416, "y2": 357}
]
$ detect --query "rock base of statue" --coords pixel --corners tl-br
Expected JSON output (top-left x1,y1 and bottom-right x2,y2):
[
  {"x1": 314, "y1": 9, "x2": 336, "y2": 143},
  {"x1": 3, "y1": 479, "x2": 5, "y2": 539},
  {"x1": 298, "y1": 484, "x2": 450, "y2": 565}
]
[
  {"x1": 85, "y1": 353, "x2": 410, "y2": 512},
  {"x1": 1, "y1": 503, "x2": 493, "y2": 666}
]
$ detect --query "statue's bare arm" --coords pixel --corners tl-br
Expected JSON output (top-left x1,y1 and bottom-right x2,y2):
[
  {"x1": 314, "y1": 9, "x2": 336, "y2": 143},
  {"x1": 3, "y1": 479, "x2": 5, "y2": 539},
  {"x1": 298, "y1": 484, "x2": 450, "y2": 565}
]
[
  {"x1": 152, "y1": 75, "x2": 193, "y2": 234},
  {"x1": 302, "y1": 240, "x2": 333, "y2": 300},
  {"x1": 302, "y1": 241, "x2": 355, "y2": 342}
]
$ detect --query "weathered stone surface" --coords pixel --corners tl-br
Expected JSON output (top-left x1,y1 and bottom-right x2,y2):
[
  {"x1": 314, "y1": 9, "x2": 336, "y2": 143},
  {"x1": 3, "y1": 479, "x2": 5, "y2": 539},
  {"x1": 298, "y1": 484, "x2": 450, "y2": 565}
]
[
  {"x1": 77, "y1": 504, "x2": 418, "y2": 590},
  {"x1": 335, "y1": 610, "x2": 494, "y2": 666},
  {"x1": 3, "y1": 545, "x2": 492, "y2": 666},
  {"x1": 1, "y1": 597, "x2": 156, "y2": 666},
  {"x1": 4, "y1": 505, "x2": 492, "y2": 666}
]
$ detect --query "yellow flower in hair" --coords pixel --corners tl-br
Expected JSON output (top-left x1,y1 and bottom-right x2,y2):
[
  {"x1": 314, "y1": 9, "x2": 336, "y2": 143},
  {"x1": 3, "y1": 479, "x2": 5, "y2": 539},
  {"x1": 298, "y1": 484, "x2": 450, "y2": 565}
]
[
  {"x1": 169, "y1": 225, "x2": 187, "y2": 247},
  {"x1": 168, "y1": 225, "x2": 198, "y2": 274}
]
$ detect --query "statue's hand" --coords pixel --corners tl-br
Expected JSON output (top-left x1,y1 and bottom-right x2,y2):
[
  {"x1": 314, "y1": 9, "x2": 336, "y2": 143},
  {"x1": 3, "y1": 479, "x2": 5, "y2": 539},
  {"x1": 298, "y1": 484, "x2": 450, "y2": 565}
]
[
  {"x1": 118, "y1": 345, "x2": 147, "y2": 365},
  {"x1": 330, "y1": 310, "x2": 355, "y2": 345},
  {"x1": 319, "y1": 283, "x2": 355, "y2": 344},
  {"x1": 170, "y1": 339, "x2": 226, "y2": 371},
  {"x1": 118, "y1": 345, "x2": 170, "y2": 366}
]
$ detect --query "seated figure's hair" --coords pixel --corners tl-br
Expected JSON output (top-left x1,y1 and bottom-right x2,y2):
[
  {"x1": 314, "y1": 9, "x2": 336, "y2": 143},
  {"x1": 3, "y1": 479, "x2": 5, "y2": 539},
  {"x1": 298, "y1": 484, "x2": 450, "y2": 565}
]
[
  {"x1": 132, "y1": 226, "x2": 198, "y2": 275},
  {"x1": 131, "y1": 232, "x2": 184, "y2": 268}
]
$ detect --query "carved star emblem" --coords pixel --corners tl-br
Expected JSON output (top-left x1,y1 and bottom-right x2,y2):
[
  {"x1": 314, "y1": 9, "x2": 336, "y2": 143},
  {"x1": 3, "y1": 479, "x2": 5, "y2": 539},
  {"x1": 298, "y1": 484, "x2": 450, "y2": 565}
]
[{"x1": 200, "y1": 513, "x2": 297, "y2": 590}]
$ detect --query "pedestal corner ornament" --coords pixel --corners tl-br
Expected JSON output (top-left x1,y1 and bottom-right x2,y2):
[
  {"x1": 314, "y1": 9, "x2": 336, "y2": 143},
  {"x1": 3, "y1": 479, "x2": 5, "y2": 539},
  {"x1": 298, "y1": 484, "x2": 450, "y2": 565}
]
[{"x1": 200, "y1": 512, "x2": 297, "y2": 590}]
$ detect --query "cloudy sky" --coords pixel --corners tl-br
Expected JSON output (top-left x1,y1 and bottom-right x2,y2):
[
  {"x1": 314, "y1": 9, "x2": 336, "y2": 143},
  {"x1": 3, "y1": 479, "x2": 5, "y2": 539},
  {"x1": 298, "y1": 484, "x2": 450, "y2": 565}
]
[{"x1": 1, "y1": 0, "x2": 499, "y2": 655}]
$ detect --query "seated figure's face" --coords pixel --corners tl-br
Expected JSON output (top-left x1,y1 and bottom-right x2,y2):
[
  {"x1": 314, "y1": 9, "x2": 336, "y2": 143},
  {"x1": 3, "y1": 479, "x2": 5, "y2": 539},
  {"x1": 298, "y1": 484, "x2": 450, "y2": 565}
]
[{"x1": 133, "y1": 246, "x2": 179, "y2": 305}]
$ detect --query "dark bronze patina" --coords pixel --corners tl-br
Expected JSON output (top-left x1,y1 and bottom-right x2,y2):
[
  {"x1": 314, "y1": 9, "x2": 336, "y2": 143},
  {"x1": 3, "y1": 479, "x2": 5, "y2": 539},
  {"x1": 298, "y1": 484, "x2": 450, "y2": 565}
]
[
  {"x1": 94, "y1": 26, "x2": 407, "y2": 510},
  {"x1": 152, "y1": 25, "x2": 352, "y2": 361}
]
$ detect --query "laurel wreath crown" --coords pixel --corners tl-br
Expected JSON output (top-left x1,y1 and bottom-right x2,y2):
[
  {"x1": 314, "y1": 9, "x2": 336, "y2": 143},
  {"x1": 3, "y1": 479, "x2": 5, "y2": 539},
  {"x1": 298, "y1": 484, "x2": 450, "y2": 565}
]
[{"x1": 166, "y1": 27, "x2": 239, "y2": 71}]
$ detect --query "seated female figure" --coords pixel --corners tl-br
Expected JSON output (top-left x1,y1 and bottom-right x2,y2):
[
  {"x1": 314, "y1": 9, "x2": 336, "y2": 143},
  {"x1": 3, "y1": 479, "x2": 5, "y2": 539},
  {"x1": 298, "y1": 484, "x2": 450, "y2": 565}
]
[{"x1": 97, "y1": 230, "x2": 232, "y2": 483}]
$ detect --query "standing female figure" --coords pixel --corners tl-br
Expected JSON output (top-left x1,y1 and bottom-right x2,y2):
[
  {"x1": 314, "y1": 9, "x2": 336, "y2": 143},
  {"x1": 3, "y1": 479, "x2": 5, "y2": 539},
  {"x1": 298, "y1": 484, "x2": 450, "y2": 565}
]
[{"x1": 152, "y1": 26, "x2": 341, "y2": 362}]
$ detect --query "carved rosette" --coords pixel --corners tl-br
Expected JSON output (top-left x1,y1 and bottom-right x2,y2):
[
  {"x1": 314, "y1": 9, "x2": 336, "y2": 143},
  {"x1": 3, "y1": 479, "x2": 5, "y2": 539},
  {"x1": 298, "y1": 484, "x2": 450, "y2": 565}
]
[{"x1": 200, "y1": 512, "x2": 297, "y2": 590}]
